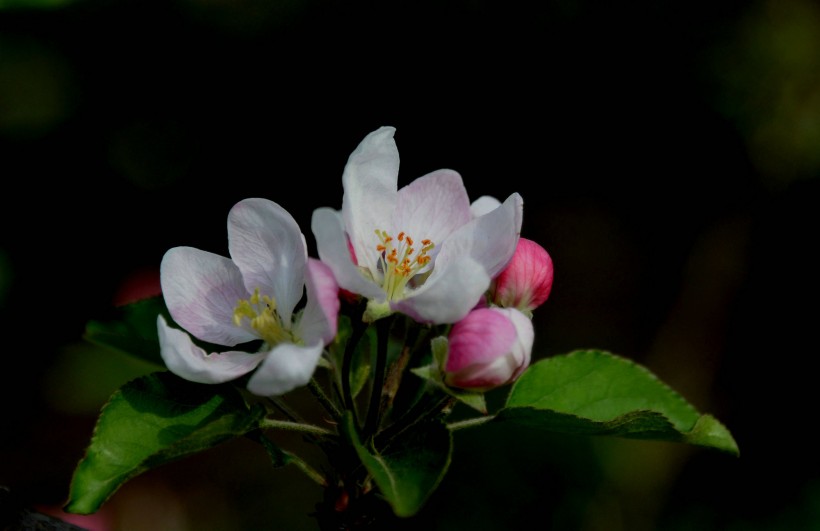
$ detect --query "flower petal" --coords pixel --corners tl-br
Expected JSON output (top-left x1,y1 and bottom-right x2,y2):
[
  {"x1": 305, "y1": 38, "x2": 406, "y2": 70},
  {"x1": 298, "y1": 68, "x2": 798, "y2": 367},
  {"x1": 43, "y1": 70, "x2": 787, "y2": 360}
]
[
  {"x1": 296, "y1": 258, "x2": 340, "y2": 345},
  {"x1": 228, "y1": 198, "x2": 307, "y2": 324},
  {"x1": 450, "y1": 192, "x2": 524, "y2": 279},
  {"x1": 504, "y1": 307, "x2": 535, "y2": 381},
  {"x1": 160, "y1": 246, "x2": 257, "y2": 346},
  {"x1": 342, "y1": 126, "x2": 399, "y2": 277},
  {"x1": 246, "y1": 341, "x2": 324, "y2": 396},
  {"x1": 312, "y1": 207, "x2": 385, "y2": 300},
  {"x1": 470, "y1": 195, "x2": 501, "y2": 218},
  {"x1": 395, "y1": 169, "x2": 472, "y2": 254},
  {"x1": 392, "y1": 253, "x2": 490, "y2": 324},
  {"x1": 445, "y1": 308, "x2": 517, "y2": 372},
  {"x1": 157, "y1": 315, "x2": 265, "y2": 384}
]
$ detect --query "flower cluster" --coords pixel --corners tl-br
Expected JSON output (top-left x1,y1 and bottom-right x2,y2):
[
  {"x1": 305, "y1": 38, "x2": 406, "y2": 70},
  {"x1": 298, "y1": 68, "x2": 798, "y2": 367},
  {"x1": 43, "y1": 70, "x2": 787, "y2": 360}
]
[
  {"x1": 158, "y1": 126, "x2": 553, "y2": 399},
  {"x1": 65, "y1": 126, "x2": 739, "y2": 530}
]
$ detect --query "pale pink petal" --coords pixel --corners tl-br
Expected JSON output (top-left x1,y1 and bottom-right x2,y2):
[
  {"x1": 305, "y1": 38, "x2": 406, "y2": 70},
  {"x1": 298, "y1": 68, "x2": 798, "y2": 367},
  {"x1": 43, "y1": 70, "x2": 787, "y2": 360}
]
[
  {"x1": 342, "y1": 126, "x2": 400, "y2": 277},
  {"x1": 228, "y1": 198, "x2": 307, "y2": 323},
  {"x1": 160, "y1": 246, "x2": 257, "y2": 346},
  {"x1": 504, "y1": 308, "x2": 535, "y2": 380},
  {"x1": 246, "y1": 341, "x2": 324, "y2": 396},
  {"x1": 394, "y1": 169, "x2": 472, "y2": 257},
  {"x1": 469, "y1": 195, "x2": 501, "y2": 218},
  {"x1": 297, "y1": 258, "x2": 340, "y2": 345},
  {"x1": 157, "y1": 315, "x2": 265, "y2": 384},
  {"x1": 312, "y1": 207, "x2": 385, "y2": 300},
  {"x1": 447, "y1": 192, "x2": 523, "y2": 279},
  {"x1": 392, "y1": 252, "x2": 490, "y2": 324}
]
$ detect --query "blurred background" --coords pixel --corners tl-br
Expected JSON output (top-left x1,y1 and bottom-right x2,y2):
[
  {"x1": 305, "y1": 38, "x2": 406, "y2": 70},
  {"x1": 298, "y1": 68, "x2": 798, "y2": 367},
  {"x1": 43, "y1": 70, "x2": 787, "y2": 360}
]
[{"x1": 1, "y1": 0, "x2": 818, "y2": 529}]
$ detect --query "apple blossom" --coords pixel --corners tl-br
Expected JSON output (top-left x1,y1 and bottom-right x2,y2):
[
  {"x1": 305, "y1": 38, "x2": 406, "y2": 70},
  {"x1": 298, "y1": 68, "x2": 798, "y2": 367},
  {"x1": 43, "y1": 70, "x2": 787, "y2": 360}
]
[
  {"x1": 157, "y1": 198, "x2": 340, "y2": 396},
  {"x1": 489, "y1": 237, "x2": 554, "y2": 314},
  {"x1": 443, "y1": 307, "x2": 534, "y2": 391},
  {"x1": 312, "y1": 126, "x2": 523, "y2": 324}
]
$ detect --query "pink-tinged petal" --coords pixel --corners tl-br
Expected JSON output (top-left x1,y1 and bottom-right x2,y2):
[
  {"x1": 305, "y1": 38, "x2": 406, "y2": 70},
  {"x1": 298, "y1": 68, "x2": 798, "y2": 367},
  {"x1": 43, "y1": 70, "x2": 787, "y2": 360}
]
[
  {"x1": 469, "y1": 195, "x2": 501, "y2": 218},
  {"x1": 444, "y1": 307, "x2": 533, "y2": 390},
  {"x1": 160, "y1": 246, "x2": 257, "y2": 346},
  {"x1": 228, "y1": 198, "x2": 307, "y2": 323},
  {"x1": 445, "y1": 308, "x2": 517, "y2": 372},
  {"x1": 447, "y1": 192, "x2": 523, "y2": 280},
  {"x1": 342, "y1": 126, "x2": 400, "y2": 277},
  {"x1": 157, "y1": 315, "x2": 265, "y2": 384},
  {"x1": 297, "y1": 258, "x2": 340, "y2": 345},
  {"x1": 491, "y1": 238, "x2": 554, "y2": 312},
  {"x1": 392, "y1": 253, "x2": 490, "y2": 324},
  {"x1": 504, "y1": 308, "x2": 535, "y2": 381},
  {"x1": 312, "y1": 207, "x2": 385, "y2": 300},
  {"x1": 246, "y1": 341, "x2": 324, "y2": 396},
  {"x1": 447, "y1": 353, "x2": 522, "y2": 390},
  {"x1": 395, "y1": 169, "x2": 472, "y2": 253}
]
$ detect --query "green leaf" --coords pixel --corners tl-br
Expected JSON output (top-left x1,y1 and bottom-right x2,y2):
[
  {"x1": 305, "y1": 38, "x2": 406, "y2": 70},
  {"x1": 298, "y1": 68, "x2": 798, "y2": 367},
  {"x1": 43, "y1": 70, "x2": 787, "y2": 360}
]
[
  {"x1": 65, "y1": 372, "x2": 265, "y2": 514},
  {"x1": 83, "y1": 296, "x2": 170, "y2": 366},
  {"x1": 342, "y1": 412, "x2": 452, "y2": 517},
  {"x1": 499, "y1": 350, "x2": 739, "y2": 456}
]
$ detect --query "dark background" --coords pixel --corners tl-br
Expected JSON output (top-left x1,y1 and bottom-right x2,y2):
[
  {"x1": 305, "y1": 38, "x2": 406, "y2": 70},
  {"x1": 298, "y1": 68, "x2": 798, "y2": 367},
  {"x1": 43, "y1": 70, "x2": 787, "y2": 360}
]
[{"x1": 1, "y1": 0, "x2": 819, "y2": 529}]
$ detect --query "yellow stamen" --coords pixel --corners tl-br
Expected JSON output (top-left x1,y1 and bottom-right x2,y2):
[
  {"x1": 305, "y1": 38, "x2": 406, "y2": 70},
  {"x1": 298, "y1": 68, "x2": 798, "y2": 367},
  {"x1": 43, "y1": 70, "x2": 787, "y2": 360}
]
[
  {"x1": 374, "y1": 229, "x2": 436, "y2": 300},
  {"x1": 232, "y1": 288, "x2": 294, "y2": 346}
]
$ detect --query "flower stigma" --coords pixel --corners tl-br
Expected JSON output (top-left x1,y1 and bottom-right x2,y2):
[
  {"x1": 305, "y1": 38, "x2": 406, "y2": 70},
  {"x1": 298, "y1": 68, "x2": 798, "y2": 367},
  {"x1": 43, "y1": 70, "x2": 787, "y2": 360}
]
[
  {"x1": 233, "y1": 288, "x2": 295, "y2": 346},
  {"x1": 375, "y1": 229, "x2": 435, "y2": 301}
]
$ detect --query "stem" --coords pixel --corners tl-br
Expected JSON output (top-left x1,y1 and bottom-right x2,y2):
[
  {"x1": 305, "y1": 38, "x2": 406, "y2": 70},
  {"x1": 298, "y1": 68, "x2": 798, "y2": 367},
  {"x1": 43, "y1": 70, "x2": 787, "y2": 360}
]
[
  {"x1": 342, "y1": 308, "x2": 369, "y2": 428},
  {"x1": 363, "y1": 316, "x2": 392, "y2": 440},
  {"x1": 288, "y1": 453, "x2": 330, "y2": 487},
  {"x1": 446, "y1": 415, "x2": 496, "y2": 431},
  {"x1": 378, "y1": 319, "x2": 420, "y2": 420},
  {"x1": 375, "y1": 389, "x2": 455, "y2": 448},
  {"x1": 268, "y1": 397, "x2": 304, "y2": 423},
  {"x1": 308, "y1": 376, "x2": 343, "y2": 421},
  {"x1": 258, "y1": 418, "x2": 335, "y2": 437}
]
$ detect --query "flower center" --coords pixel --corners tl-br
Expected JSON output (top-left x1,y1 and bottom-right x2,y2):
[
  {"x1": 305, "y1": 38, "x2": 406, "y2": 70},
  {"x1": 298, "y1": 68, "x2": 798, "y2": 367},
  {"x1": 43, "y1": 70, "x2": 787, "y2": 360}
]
[
  {"x1": 374, "y1": 229, "x2": 435, "y2": 300},
  {"x1": 233, "y1": 288, "x2": 294, "y2": 346}
]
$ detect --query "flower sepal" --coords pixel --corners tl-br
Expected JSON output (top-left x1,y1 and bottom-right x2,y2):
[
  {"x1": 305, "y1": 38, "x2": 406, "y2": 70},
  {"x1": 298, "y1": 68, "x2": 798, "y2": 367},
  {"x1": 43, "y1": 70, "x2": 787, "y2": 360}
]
[{"x1": 410, "y1": 337, "x2": 488, "y2": 414}]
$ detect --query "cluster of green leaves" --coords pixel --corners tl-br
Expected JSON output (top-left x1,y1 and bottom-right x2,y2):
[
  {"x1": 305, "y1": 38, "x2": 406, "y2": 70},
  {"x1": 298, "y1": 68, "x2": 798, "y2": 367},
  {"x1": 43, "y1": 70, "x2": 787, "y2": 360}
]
[{"x1": 66, "y1": 296, "x2": 738, "y2": 521}]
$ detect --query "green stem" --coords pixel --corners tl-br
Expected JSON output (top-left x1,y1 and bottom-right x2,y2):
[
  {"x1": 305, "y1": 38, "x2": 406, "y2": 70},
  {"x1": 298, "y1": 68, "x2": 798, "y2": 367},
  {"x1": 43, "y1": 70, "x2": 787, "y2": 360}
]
[
  {"x1": 342, "y1": 311, "x2": 369, "y2": 428},
  {"x1": 364, "y1": 316, "x2": 393, "y2": 440},
  {"x1": 288, "y1": 453, "x2": 330, "y2": 487},
  {"x1": 308, "y1": 376, "x2": 343, "y2": 421},
  {"x1": 268, "y1": 397, "x2": 304, "y2": 423},
  {"x1": 258, "y1": 418, "x2": 335, "y2": 437},
  {"x1": 447, "y1": 415, "x2": 496, "y2": 431}
]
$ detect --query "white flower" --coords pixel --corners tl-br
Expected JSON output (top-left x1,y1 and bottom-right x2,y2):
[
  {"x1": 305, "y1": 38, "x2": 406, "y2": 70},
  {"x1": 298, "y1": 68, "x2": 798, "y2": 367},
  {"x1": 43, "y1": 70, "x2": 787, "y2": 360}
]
[
  {"x1": 158, "y1": 198, "x2": 339, "y2": 396},
  {"x1": 312, "y1": 126, "x2": 523, "y2": 324}
]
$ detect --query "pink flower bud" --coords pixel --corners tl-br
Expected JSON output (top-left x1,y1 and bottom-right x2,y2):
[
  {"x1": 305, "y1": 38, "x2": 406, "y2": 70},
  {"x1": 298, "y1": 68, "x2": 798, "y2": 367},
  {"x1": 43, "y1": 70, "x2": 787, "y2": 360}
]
[
  {"x1": 444, "y1": 307, "x2": 534, "y2": 391},
  {"x1": 490, "y1": 238, "x2": 553, "y2": 312}
]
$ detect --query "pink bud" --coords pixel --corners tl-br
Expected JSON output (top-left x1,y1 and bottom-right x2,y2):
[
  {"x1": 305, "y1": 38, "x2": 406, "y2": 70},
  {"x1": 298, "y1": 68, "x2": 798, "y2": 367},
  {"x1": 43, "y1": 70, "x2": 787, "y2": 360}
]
[
  {"x1": 490, "y1": 238, "x2": 553, "y2": 312},
  {"x1": 444, "y1": 307, "x2": 534, "y2": 391}
]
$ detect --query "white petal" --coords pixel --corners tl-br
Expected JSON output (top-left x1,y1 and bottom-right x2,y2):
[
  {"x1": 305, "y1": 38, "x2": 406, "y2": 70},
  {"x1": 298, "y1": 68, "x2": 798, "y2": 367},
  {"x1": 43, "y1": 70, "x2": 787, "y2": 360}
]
[
  {"x1": 157, "y1": 315, "x2": 265, "y2": 384},
  {"x1": 342, "y1": 126, "x2": 399, "y2": 277},
  {"x1": 228, "y1": 198, "x2": 307, "y2": 324},
  {"x1": 470, "y1": 195, "x2": 501, "y2": 218},
  {"x1": 246, "y1": 341, "x2": 324, "y2": 396},
  {"x1": 502, "y1": 307, "x2": 535, "y2": 380},
  {"x1": 449, "y1": 192, "x2": 524, "y2": 279},
  {"x1": 392, "y1": 253, "x2": 490, "y2": 324},
  {"x1": 160, "y1": 246, "x2": 257, "y2": 346},
  {"x1": 296, "y1": 258, "x2": 340, "y2": 345},
  {"x1": 312, "y1": 207, "x2": 385, "y2": 300},
  {"x1": 395, "y1": 169, "x2": 472, "y2": 255}
]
